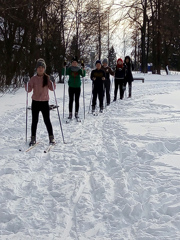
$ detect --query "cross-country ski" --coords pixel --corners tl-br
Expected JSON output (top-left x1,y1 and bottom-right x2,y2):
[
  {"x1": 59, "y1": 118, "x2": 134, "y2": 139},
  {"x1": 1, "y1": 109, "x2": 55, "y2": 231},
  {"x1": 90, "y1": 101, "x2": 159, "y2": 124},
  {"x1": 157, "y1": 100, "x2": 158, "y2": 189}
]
[
  {"x1": 44, "y1": 143, "x2": 56, "y2": 153},
  {"x1": 19, "y1": 141, "x2": 41, "y2": 152}
]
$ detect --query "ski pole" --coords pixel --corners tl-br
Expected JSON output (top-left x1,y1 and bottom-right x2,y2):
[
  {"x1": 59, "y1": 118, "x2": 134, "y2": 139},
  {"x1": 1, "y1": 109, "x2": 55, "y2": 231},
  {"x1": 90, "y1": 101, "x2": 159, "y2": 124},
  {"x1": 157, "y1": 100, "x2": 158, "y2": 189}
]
[
  {"x1": 63, "y1": 65, "x2": 66, "y2": 118},
  {"x1": 88, "y1": 83, "x2": 94, "y2": 113},
  {"x1": 25, "y1": 83, "x2": 28, "y2": 143},
  {"x1": 82, "y1": 77, "x2": 85, "y2": 119},
  {"x1": 81, "y1": 61, "x2": 85, "y2": 119},
  {"x1": 24, "y1": 76, "x2": 29, "y2": 143},
  {"x1": 50, "y1": 77, "x2": 65, "y2": 144}
]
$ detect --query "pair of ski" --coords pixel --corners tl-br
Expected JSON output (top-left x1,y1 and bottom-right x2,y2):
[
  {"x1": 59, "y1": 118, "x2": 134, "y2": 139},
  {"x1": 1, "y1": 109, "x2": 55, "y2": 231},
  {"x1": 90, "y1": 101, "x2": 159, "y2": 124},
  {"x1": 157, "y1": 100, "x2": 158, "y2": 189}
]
[
  {"x1": 66, "y1": 117, "x2": 81, "y2": 124},
  {"x1": 20, "y1": 141, "x2": 55, "y2": 153},
  {"x1": 92, "y1": 109, "x2": 103, "y2": 116},
  {"x1": 92, "y1": 111, "x2": 99, "y2": 116}
]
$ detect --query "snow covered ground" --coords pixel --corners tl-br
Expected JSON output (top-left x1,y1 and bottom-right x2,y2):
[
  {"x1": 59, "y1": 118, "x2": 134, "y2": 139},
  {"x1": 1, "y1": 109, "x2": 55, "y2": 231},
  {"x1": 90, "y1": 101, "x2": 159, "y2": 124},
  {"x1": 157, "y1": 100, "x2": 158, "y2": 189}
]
[{"x1": 0, "y1": 72, "x2": 180, "y2": 240}]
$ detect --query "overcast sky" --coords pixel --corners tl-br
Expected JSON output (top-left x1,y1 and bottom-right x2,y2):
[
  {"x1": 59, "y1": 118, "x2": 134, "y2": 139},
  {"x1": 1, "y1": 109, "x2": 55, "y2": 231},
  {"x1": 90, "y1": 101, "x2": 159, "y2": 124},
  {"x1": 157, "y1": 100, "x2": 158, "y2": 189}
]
[{"x1": 108, "y1": 0, "x2": 133, "y2": 59}]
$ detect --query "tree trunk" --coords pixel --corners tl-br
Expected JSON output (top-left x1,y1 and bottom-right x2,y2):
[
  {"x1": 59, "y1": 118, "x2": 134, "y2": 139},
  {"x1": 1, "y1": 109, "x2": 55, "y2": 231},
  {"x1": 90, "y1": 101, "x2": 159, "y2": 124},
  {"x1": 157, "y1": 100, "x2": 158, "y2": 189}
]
[
  {"x1": 97, "y1": 0, "x2": 101, "y2": 60},
  {"x1": 141, "y1": 0, "x2": 147, "y2": 73},
  {"x1": 156, "y1": 0, "x2": 161, "y2": 74}
]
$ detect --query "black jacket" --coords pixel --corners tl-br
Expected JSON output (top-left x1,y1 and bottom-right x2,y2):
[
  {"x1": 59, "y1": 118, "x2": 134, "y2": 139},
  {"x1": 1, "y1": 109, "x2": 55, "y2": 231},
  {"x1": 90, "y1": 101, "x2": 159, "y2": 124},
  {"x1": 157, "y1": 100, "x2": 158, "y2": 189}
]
[
  {"x1": 124, "y1": 62, "x2": 133, "y2": 82},
  {"x1": 115, "y1": 64, "x2": 126, "y2": 80},
  {"x1": 91, "y1": 69, "x2": 105, "y2": 86}
]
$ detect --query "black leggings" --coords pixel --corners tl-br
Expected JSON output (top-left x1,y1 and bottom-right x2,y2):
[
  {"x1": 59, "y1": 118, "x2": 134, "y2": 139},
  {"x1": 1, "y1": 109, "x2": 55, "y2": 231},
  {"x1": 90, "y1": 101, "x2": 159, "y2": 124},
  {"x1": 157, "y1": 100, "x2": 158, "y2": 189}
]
[
  {"x1": 68, "y1": 87, "x2": 81, "y2": 113},
  {"x1": 124, "y1": 81, "x2": 132, "y2": 96},
  {"x1": 104, "y1": 79, "x2": 111, "y2": 104},
  {"x1": 114, "y1": 79, "x2": 125, "y2": 100},
  {"x1": 31, "y1": 100, "x2": 53, "y2": 137},
  {"x1": 92, "y1": 84, "x2": 104, "y2": 108}
]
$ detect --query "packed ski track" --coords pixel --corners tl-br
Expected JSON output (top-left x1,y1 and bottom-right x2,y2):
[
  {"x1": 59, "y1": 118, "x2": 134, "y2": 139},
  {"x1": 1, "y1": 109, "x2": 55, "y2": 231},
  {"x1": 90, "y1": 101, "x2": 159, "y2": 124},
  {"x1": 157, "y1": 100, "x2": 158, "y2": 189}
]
[{"x1": 0, "y1": 73, "x2": 180, "y2": 240}]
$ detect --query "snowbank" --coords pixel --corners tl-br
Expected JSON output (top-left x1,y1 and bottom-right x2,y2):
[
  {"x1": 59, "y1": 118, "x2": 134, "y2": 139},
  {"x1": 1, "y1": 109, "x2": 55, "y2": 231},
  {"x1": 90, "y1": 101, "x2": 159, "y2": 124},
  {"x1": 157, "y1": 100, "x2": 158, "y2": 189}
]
[{"x1": 0, "y1": 73, "x2": 180, "y2": 239}]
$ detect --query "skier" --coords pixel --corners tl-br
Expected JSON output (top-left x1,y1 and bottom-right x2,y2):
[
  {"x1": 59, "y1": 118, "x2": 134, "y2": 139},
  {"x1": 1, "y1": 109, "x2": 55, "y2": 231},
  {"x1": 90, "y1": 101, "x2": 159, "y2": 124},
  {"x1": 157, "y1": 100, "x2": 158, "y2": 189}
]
[
  {"x1": 90, "y1": 60, "x2": 106, "y2": 112},
  {"x1": 113, "y1": 58, "x2": 126, "y2": 101},
  {"x1": 24, "y1": 58, "x2": 56, "y2": 146},
  {"x1": 124, "y1": 56, "x2": 134, "y2": 98},
  {"x1": 101, "y1": 58, "x2": 114, "y2": 106},
  {"x1": 62, "y1": 56, "x2": 86, "y2": 119}
]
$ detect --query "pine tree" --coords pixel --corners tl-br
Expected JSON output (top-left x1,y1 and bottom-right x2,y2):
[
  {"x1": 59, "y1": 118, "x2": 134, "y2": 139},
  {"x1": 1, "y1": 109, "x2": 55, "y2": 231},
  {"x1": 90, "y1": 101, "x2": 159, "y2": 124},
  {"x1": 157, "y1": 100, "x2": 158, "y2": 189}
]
[{"x1": 109, "y1": 46, "x2": 116, "y2": 69}]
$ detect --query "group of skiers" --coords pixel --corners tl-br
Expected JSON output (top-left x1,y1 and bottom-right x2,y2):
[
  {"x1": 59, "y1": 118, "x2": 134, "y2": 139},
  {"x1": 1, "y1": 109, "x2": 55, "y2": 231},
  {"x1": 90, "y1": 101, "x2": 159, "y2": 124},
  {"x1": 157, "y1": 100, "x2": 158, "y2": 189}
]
[{"x1": 24, "y1": 56, "x2": 134, "y2": 146}]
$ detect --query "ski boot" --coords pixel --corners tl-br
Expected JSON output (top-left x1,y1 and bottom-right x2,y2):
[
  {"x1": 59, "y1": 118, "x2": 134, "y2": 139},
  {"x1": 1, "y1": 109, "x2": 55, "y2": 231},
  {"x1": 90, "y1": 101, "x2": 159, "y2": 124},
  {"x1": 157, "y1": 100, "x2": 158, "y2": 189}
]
[
  {"x1": 29, "y1": 136, "x2": 36, "y2": 146},
  {"x1": 128, "y1": 92, "x2": 131, "y2": 98},
  {"x1": 92, "y1": 106, "x2": 95, "y2": 113},
  {"x1": 49, "y1": 135, "x2": 56, "y2": 145},
  {"x1": 100, "y1": 106, "x2": 103, "y2": 113},
  {"x1": 75, "y1": 112, "x2": 79, "y2": 119},
  {"x1": 75, "y1": 112, "x2": 81, "y2": 122},
  {"x1": 68, "y1": 112, "x2": 72, "y2": 119}
]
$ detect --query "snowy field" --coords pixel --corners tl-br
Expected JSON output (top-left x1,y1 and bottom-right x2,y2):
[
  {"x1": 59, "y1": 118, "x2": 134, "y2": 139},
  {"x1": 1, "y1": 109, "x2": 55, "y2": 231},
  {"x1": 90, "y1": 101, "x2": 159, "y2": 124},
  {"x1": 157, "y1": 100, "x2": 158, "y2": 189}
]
[{"x1": 0, "y1": 72, "x2": 180, "y2": 240}]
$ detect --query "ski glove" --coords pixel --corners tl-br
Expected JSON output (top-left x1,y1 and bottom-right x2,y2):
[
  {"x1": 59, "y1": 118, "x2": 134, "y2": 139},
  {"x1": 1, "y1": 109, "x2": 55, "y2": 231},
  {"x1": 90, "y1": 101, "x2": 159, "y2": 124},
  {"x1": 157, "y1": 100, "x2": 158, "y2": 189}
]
[
  {"x1": 81, "y1": 63, "x2": 84, "y2": 68},
  {"x1": 92, "y1": 77, "x2": 96, "y2": 81},
  {"x1": 64, "y1": 61, "x2": 67, "y2": 67},
  {"x1": 23, "y1": 76, "x2": 29, "y2": 84},
  {"x1": 50, "y1": 76, "x2": 55, "y2": 82}
]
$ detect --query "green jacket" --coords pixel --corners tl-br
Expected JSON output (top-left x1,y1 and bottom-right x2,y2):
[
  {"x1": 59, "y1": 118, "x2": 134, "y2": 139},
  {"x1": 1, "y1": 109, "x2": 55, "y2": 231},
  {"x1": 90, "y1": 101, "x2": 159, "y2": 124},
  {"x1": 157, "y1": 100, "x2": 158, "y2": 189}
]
[{"x1": 62, "y1": 66, "x2": 86, "y2": 88}]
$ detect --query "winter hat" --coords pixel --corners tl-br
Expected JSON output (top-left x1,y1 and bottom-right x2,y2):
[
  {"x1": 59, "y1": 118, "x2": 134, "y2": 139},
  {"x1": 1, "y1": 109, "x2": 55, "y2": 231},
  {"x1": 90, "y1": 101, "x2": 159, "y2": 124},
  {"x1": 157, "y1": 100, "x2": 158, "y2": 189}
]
[
  {"x1": 117, "y1": 58, "x2": 123, "y2": 64},
  {"x1": 117, "y1": 58, "x2": 123, "y2": 68},
  {"x1": 71, "y1": 56, "x2": 78, "y2": 63},
  {"x1": 102, "y1": 58, "x2": 108, "y2": 64},
  {"x1": 36, "y1": 58, "x2": 46, "y2": 70},
  {"x1": 95, "y1": 60, "x2": 101, "y2": 65}
]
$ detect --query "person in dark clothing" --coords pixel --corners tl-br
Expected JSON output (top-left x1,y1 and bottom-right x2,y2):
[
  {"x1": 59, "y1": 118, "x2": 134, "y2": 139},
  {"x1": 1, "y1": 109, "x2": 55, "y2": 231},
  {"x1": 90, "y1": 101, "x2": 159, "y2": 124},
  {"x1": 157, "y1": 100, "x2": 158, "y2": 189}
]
[
  {"x1": 124, "y1": 56, "x2": 134, "y2": 98},
  {"x1": 101, "y1": 58, "x2": 114, "y2": 106},
  {"x1": 113, "y1": 58, "x2": 126, "y2": 101},
  {"x1": 90, "y1": 60, "x2": 106, "y2": 112},
  {"x1": 62, "y1": 56, "x2": 86, "y2": 119}
]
